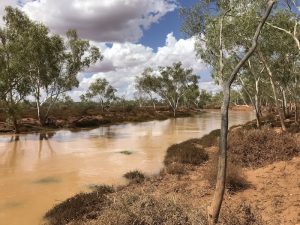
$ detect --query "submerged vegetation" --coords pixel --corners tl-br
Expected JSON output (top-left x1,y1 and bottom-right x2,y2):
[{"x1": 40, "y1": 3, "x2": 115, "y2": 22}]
[{"x1": 118, "y1": 150, "x2": 133, "y2": 155}]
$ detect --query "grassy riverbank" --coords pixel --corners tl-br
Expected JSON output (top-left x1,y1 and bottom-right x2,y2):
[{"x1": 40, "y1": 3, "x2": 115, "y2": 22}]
[{"x1": 44, "y1": 113, "x2": 300, "y2": 225}]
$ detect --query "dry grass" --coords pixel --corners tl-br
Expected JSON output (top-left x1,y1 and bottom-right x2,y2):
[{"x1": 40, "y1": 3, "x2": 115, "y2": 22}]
[
  {"x1": 198, "y1": 129, "x2": 220, "y2": 147},
  {"x1": 204, "y1": 155, "x2": 250, "y2": 193},
  {"x1": 164, "y1": 139, "x2": 209, "y2": 166},
  {"x1": 44, "y1": 185, "x2": 114, "y2": 225},
  {"x1": 220, "y1": 201, "x2": 265, "y2": 225},
  {"x1": 164, "y1": 162, "x2": 186, "y2": 175},
  {"x1": 228, "y1": 128, "x2": 300, "y2": 168},
  {"x1": 91, "y1": 191, "x2": 193, "y2": 225}
]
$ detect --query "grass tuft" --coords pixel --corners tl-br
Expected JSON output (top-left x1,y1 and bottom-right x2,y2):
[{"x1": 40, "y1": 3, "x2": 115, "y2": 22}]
[{"x1": 123, "y1": 170, "x2": 146, "y2": 184}]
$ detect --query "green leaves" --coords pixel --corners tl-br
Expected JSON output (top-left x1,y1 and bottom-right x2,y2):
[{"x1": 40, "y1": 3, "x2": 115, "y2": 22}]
[
  {"x1": 82, "y1": 78, "x2": 117, "y2": 110},
  {"x1": 136, "y1": 62, "x2": 200, "y2": 114},
  {"x1": 0, "y1": 7, "x2": 102, "y2": 124}
]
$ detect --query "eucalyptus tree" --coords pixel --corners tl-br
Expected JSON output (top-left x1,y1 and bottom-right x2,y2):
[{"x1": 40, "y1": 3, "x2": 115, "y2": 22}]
[
  {"x1": 135, "y1": 62, "x2": 199, "y2": 116},
  {"x1": 0, "y1": 7, "x2": 102, "y2": 125},
  {"x1": 266, "y1": 10, "x2": 300, "y2": 123},
  {"x1": 257, "y1": 12, "x2": 299, "y2": 131},
  {"x1": 182, "y1": 84, "x2": 201, "y2": 108},
  {"x1": 0, "y1": 7, "x2": 33, "y2": 132},
  {"x1": 27, "y1": 27, "x2": 101, "y2": 124},
  {"x1": 82, "y1": 78, "x2": 117, "y2": 112},
  {"x1": 135, "y1": 67, "x2": 158, "y2": 110},
  {"x1": 181, "y1": 0, "x2": 275, "y2": 223},
  {"x1": 155, "y1": 62, "x2": 199, "y2": 117},
  {"x1": 236, "y1": 55, "x2": 265, "y2": 128}
]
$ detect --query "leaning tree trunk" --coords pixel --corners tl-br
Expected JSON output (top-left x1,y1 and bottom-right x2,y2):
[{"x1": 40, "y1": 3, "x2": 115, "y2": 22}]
[
  {"x1": 208, "y1": 83, "x2": 230, "y2": 224},
  {"x1": 207, "y1": 2, "x2": 275, "y2": 224}
]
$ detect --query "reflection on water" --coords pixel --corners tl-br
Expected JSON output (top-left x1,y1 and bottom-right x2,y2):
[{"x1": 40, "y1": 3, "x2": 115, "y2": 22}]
[{"x1": 0, "y1": 111, "x2": 254, "y2": 225}]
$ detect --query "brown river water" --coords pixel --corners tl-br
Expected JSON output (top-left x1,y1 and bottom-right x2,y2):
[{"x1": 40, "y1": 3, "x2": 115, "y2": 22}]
[{"x1": 0, "y1": 111, "x2": 254, "y2": 225}]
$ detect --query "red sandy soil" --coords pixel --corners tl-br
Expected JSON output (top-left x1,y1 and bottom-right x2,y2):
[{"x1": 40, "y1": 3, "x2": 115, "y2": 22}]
[
  {"x1": 234, "y1": 156, "x2": 300, "y2": 225},
  {"x1": 81, "y1": 146, "x2": 299, "y2": 225}
]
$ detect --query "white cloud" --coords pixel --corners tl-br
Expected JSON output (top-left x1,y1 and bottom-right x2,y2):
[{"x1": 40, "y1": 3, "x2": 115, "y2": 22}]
[
  {"x1": 199, "y1": 81, "x2": 221, "y2": 94},
  {"x1": 0, "y1": 1, "x2": 216, "y2": 100},
  {"x1": 0, "y1": 0, "x2": 17, "y2": 26},
  {"x1": 21, "y1": 0, "x2": 177, "y2": 43},
  {"x1": 68, "y1": 33, "x2": 214, "y2": 101}
]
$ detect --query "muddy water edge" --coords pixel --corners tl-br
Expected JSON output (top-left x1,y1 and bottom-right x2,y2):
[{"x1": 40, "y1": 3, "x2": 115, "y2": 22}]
[{"x1": 0, "y1": 110, "x2": 254, "y2": 225}]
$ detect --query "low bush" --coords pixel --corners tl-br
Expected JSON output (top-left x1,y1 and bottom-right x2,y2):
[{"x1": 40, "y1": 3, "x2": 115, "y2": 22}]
[
  {"x1": 228, "y1": 128, "x2": 300, "y2": 168},
  {"x1": 44, "y1": 185, "x2": 114, "y2": 225},
  {"x1": 198, "y1": 129, "x2": 220, "y2": 147},
  {"x1": 164, "y1": 139, "x2": 209, "y2": 166},
  {"x1": 204, "y1": 155, "x2": 250, "y2": 193},
  {"x1": 123, "y1": 170, "x2": 145, "y2": 184}
]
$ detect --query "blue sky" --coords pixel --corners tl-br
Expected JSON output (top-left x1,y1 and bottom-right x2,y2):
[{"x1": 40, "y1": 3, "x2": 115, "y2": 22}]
[{"x1": 140, "y1": 0, "x2": 199, "y2": 50}]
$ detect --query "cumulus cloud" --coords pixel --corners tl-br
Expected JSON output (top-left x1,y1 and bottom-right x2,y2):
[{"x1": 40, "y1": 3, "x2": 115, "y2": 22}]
[
  {"x1": 0, "y1": 1, "x2": 216, "y2": 100},
  {"x1": 68, "y1": 33, "x2": 213, "y2": 100},
  {"x1": 0, "y1": 0, "x2": 17, "y2": 26},
  {"x1": 22, "y1": 0, "x2": 177, "y2": 43}
]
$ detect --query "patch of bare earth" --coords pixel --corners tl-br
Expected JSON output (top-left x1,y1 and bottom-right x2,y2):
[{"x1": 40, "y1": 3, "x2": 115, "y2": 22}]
[{"x1": 232, "y1": 156, "x2": 300, "y2": 225}]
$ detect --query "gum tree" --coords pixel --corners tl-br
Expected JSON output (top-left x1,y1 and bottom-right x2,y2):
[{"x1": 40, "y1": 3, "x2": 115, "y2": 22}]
[
  {"x1": 136, "y1": 62, "x2": 199, "y2": 117},
  {"x1": 135, "y1": 68, "x2": 158, "y2": 110},
  {"x1": 1, "y1": 7, "x2": 102, "y2": 126},
  {"x1": 0, "y1": 7, "x2": 33, "y2": 132},
  {"x1": 181, "y1": 0, "x2": 275, "y2": 223},
  {"x1": 82, "y1": 78, "x2": 117, "y2": 112}
]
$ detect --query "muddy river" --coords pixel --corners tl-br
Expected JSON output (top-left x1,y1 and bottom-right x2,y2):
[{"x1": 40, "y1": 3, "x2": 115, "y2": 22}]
[{"x1": 0, "y1": 110, "x2": 254, "y2": 225}]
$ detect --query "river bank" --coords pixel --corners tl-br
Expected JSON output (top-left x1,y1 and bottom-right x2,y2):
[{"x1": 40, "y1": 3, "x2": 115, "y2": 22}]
[
  {"x1": 44, "y1": 114, "x2": 300, "y2": 225},
  {"x1": 0, "y1": 104, "x2": 254, "y2": 134},
  {"x1": 0, "y1": 108, "x2": 196, "y2": 134}
]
